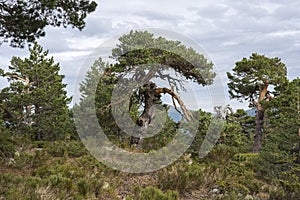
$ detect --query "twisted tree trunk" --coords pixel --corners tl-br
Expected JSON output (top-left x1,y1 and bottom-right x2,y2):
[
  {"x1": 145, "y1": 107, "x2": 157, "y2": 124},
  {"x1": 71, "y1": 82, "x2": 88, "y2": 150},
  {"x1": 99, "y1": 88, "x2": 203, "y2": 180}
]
[
  {"x1": 130, "y1": 83, "x2": 158, "y2": 147},
  {"x1": 130, "y1": 82, "x2": 192, "y2": 147}
]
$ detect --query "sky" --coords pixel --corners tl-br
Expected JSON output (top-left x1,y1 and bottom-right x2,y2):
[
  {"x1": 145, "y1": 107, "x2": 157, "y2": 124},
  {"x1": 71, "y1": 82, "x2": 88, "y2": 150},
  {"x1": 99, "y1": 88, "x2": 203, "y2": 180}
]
[{"x1": 0, "y1": 0, "x2": 299, "y2": 112}]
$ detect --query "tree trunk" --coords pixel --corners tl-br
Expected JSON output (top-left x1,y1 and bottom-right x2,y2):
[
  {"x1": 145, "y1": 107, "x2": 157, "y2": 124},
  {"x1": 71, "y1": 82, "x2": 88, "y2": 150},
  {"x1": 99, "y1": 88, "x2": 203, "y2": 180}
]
[
  {"x1": 253, "y1": 80, "x2": 269, "y2": 153},
  {"x1": 130, "y1": 83, "x2": 158, "y2": 147},
  {"x1": 130, "y1": 82, "x2": 193, "y2": 148},
  {"x1": 297, "y1": 128, "x2": 300, "y2": 164},
  {"x1": 253, "y1": 108, "x2": 264, "y2": 153}
]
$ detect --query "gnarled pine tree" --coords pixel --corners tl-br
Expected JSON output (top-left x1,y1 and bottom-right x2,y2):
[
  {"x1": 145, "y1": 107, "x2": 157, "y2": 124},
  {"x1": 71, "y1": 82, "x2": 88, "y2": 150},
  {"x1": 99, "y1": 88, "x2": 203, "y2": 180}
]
[{"x1": 100, "y1": 30, "x2": 216, "y2": 146}]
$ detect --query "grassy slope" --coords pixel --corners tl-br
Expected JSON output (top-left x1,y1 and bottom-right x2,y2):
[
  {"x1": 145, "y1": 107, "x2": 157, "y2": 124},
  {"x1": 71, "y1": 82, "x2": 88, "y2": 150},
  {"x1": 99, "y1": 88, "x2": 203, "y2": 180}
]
[{"x1": 1, "y1": 136, "x2": 289, "y2": 200}]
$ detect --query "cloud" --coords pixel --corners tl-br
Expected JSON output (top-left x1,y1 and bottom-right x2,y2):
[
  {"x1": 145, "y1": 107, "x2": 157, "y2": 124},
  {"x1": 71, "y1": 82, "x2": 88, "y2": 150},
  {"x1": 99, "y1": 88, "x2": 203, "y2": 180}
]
[
  {"x1": 80, "y1": 17, "x2": 113, "y2": 37},
  {"x1": 0, "y1": 0, "x2": 299, "y2": 110}
]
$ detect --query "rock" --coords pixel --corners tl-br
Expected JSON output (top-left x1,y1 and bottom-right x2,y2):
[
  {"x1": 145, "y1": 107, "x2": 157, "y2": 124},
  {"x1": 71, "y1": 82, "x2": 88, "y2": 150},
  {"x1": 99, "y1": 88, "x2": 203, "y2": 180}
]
[
  {"x1": 14, "y1": 151, "x2": 20, "y2": 157},
  {"x1": 102, "y1": 181, "x2": 110, "y2": 190},
  {"x1": 211, "y1": 188, "x2": 220, "y2": 194},
  {"x1": 8, "y1": 158, "x2": 15, "y2": 165},
  {"x1": 245, "y1": 194, "x2": 254, "y2": 200}
]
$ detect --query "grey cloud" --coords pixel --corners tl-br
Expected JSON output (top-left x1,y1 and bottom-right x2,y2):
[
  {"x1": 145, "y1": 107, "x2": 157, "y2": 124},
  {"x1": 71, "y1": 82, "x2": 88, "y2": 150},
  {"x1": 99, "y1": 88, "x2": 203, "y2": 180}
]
[
  {"x1": 195, "y1": 4, "x2": 229, "y2": 19},
  {"x1": 81, "y1": 17, "x2": 113, "y2": 37},
  {"x1": 274, "y1": 5, "x2": 300, "y2": 21},
  {"x1": 38, "y1": 27, "x2": 75, "y2": 53},
  {"x1": 0, "y1": 43, "x2": 28, "y2": 69},
  {"x1": 133, "y1": 10, "x2": 182, "y2": 22}
]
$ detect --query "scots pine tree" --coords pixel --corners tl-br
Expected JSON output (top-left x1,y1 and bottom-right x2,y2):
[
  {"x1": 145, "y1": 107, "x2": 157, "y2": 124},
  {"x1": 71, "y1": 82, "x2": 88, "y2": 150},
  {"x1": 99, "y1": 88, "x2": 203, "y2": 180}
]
[
  {"x1": 227, "y1": 53, "x2": 288, "y2": 152},
  {"x1": 0, "y1": 0, "x2": 97, "y2": 47},
  {"x1": 1, "y1": 43, "x2": 71, "y2": 140},
  {"x1": 75, "y1": 30, "x2": 216, "y2": 148}
]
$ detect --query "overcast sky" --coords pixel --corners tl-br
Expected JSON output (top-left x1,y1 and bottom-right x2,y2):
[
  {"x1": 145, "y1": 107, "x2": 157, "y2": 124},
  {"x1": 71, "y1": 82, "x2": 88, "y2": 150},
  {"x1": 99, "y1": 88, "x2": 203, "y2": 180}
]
[{"x1": 0, "y1": 0, "x2": 299, "y2": 111}]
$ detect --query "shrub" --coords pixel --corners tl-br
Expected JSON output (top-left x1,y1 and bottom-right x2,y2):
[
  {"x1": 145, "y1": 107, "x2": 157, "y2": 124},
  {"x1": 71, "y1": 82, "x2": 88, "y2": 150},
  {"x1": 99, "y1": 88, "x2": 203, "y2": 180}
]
[
  {"x1": 205, "y1": 144, "x2": 237, "y2": 165},
  {"x1": 272, "y1": 165, "x2": 300, "y2": 199},
  {"x1": 34, "y1": 163, "x2": 85, "y2": 180},
  {"x1": 46, "y1": 141, "x2": 66, "y2": 157},
  {"x1": 158, "y1": 159, "x2": 206, "y2": 192},
  {"x1": 48, "y1": 175, "x2": 74, "y2": 191},
  {"x1": 66, "y1": 141, "x2": 88, "y2": 157},
  {"x1": 77, "y1": 178, "x2": 90, "y2": 196},
  {"x1": 131, "y1": 186, "x2": 179, "y2": 200},
  {"x1": 0, "y1": 173, "x2": 47, "y2": 200},
  {"x1": 212, "y1": 159, "x2": 262, "y2": 196},
  {"x1": 0, "y1": 132, "x2": 15, "y2": 158},
  {"x1": 220, "y1": 122, "x2": 249, "y2": 149}
]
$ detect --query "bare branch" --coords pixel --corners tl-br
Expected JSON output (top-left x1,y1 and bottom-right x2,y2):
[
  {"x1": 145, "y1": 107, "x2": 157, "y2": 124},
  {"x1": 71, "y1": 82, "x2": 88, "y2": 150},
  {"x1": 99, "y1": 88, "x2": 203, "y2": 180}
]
[
  {"x1": 155, "y1": 87, "x2": 193, "y2": 121},
  {"x1": 156, "y1": 70, "x2": 184, "y2": 91},
  {"x1": 171, "y1": 96, "x2": 184, "y2": 118},
  {"x1": 5, "y1": 73, "x2": 30, "y2": 85}
]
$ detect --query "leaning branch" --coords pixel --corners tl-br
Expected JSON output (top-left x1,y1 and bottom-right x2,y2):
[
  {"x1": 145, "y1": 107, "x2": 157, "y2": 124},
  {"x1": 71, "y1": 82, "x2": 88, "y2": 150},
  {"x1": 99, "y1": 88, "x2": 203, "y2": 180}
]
[
  {"x1": 5, "y1": 73, "x2": 30, "y2": 85},
  {"x1": 155, "y1": 87, "x2": 193, "y2": 121}
]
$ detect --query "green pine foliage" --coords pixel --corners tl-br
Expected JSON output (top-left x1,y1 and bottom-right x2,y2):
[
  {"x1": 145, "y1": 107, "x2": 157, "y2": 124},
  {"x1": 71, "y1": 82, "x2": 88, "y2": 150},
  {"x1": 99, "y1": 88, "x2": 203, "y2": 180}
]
[
  {"x1": 1, "y1": 43, "x2": 72, "y2": 140},
  {"x1": 254, "y1": 78, "x2": 300, "y2": 198},
  {"x1": 0, "y1": 0, "x2": 97, "y2": 47},
  {"x1": 112, "y1": 30, "x2": 216, "y2": 86},
  {"x1": 0, "y1": 132, "x2": 15, "y2": 158}
]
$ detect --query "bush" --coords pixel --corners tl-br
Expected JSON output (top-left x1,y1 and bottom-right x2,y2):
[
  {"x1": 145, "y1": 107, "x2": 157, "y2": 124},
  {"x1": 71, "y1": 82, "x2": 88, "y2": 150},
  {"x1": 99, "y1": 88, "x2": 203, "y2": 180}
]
[
  {"x1": 205, "y1": 144, "x2": 237, "y2": 165},
  {"x1": 220, "y1": 122, "x2": 249, "y2": 149},
  {"x1": 0, "y1": 132, "x2": 15, "y2": 158},
  {"x1": 48, "y1": 175, "x2": 74, "y2": 191},
  {"x1": 0, "y1": 173, "x2": 46, "y2": 200},
  {"x1": 66, "y1": 141, "x2": 88, "y2": 157},
  {"x1": 77, "y1": 178, "x2": 90, "y2": 196},
  {"x1": 212, "y1": 158, "x2": 262, "y2": 196},
  {"x1": 130, "y1": 186, "x2": 179, "y2": 200},
  {"x1": 46, "y1": 141, "x2": 66, "y2": 157},
  {"x1": 34, "y1": 162, "x2": 85, "y2": 180},
  {"x1": 158, "y1": 158, "x2": 206, "y2": 192},
  {"x1": 271, "y1": 165, "x2": 300, "y2": 199},
  {"x1": 46, "y1": 140, "x2": 88, "y2": 158}
]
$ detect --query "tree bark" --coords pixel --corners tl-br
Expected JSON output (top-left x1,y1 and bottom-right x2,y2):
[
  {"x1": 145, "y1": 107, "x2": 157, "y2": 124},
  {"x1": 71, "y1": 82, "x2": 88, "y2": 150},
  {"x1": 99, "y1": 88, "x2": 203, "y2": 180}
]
[
  {"x1": 253, "y1": 109, "x2": 264, "y2": 153},
  {"x1": 130, "y1": 82, "x2": 158, "y2": 147},
  {"x1": 130, "y1": 82, "x2": 192, "y2": 147},
  {"x1": 253, "y1": 80, "x2": 269, "y2": 153}
]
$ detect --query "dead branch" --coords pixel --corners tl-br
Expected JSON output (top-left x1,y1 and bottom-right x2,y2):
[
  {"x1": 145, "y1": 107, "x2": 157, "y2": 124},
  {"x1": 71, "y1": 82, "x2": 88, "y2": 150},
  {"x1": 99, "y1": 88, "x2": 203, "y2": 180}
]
[
  {"x1": 155, "y1": 87, "x2": 193, "y2": 121},
  {"x1": 156, "y1": 70, "x2": 183, "y2": 91},
  {"x1": 5, "y1": 73, "x2": 30, "y2": 85}
]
